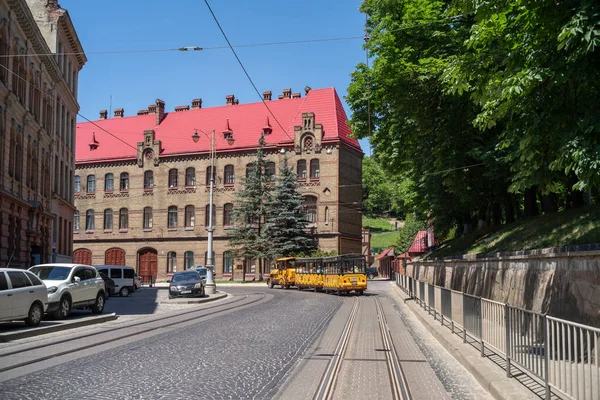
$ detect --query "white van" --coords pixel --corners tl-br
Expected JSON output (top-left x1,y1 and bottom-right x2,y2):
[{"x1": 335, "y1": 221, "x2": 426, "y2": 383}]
[{"x1": 96, "y1": 265, "x2": 135, "y2": 297}]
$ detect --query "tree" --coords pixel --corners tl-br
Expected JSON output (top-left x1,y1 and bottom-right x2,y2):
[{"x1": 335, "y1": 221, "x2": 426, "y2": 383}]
[
  {"x1": 263, "y1": 157, "x2": 316, "y2": 258},
  {"x1": 396, "y1": 213, "x2": 427, "y2": 253},
  {"x1": 227, "y1": 136, "x2": 273, "y2": 280}
]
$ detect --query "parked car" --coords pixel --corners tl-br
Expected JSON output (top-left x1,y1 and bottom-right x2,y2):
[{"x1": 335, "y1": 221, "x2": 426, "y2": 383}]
[
  {"x1": 195, "y1": 266, "x2": 208, "y2": 283},
  {"x1": 28, "y1": 264, "x2": 105, "y2": 319},
  {"x1": 134, "y1": 275, "x2": 142, "y2": 290},
  {"x1": 98, "y1": 272, "x2": 116, "y2": 299},
  {"x1": 95, "y1": 266, "x2": 135, "y2": 297},
  {"x1": 0, "y1": 268, "x2": 48, "y2": 326},
  {"x1": 168, "y1": 271, "x2": 205, "y2": 299},
  {"x1": 367, "y1": 267, "x2": 379, "y2": 280}
]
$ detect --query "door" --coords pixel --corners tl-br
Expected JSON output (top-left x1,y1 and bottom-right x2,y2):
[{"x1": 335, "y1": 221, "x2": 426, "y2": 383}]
[
  {"x1": 0, "y1": 272, "x2": 13, "y2": 320},
  {"x1": 6, "y1": 271, "x2": 33, "y2": 318},
  {"x1": 70, "y1": 267, "x2": 87, "y2": 304},
  {"x1": 105, "y1": 248, "x2": 125, "y2": 265},
  {"x1": 73, "y1": 249, "x2": 92, "y2": 265},
  {"x1": 138, "y1": 248, "x2": 158, "y2": 283}
]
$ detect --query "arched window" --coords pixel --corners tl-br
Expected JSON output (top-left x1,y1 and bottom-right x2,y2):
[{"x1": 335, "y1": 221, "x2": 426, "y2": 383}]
[
  {"x1": 104, "y1": 209, "x2": 113, "y2": 230},
  {"x1": 74, "y1": 210, "x2": 80, "y2": 231},
  {"x1": 168, "y1": 206, "x2": 178, "y2": 228},
  {"x1": 74, "y1": 175, "x2": 81, "y2": 193},
  {"x1": 28, "y1": 69, "x2": 34, "y2": 112},
  {"x1": 119, "y1": 208, "x2": 128, "y2": 230},
  {"x1": 224, "y1": 165, "x2": 234, "y2": 185},
  {"x1": 168, "y1": 169, "x2": 178, "y2": 188},
  {"x1": 297, "y1": 160, "x2": 307, "y2": 181},
  {"x1": 223, "y1": 251, "x2": 233, "y2": 274},
  {"x1": 223, "y1": 203, "x2": 233, "y2": 227},
  {"x1": 185, "y1": 167, "x2": 196, "y2": 186},
  {"x1": 119, "y1": 172, "x2": 129, "y2": 191},
  {"x1": 143, "y1": 207, "x2": 153, "y2": 229},
  {"x1": 205, "y1": 166, "x2": 215, "y2": 186},
  {"x1": 310, "y1": 159, "x2": 320, "y2": 180},
  {"x1": 303, "y1": 196, "x2": 317, "y2": 223},
  {"x1": 184, "y1": 251, "x2": 194, "y2": 270},
  {"x1": 205, "y1": 204, "x2": 216, "y2": 227},
  {"x1": 325, "y1": 206, "x2": 329, "y2": 224},
  {"x1": 8, "y1": 127, "x2": 15, "y2": 178},
  {"x1": 14, "y1": 130, "x2": 22, "y2": 182},
  {"x1": 265, "y1": 162, "x2": 275, "y2": 182},
  {"x1": 167, "y1": 251, "x2": 176, "y2": 273},
  {"x1": 246, "y1": 163, "x2": 255, "y2": 178},
  {"x1": 144, "y1": 170, "x2": 154, "y2": 189},
  {"x1": 18, "y1": 54, "x2": 26, "y2": 102},
  {"x1": 185, "y1": 205, "x2": 195, "y2": 228},
  {"x1": 87, "y1": 175, "x2": 96, "y2": 193},
  {"x1": 0, "y1": 31, "x2": 7, "y2": 84},
  {"x1": 104, "y1": 173, "x2": 114, "y2": 192},
  {"x1": 303, "y1": 135, "x2": 313, "y2": 152},
  {"x1": 85, "y1": 209, "x2": 95, "y2": 230}
]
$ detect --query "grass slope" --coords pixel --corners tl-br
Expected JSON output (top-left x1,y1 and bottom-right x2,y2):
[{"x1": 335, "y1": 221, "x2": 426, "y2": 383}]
[
  {"x1": 431, "y1": 204, "x2": 600, "y2": 258},
  {"x1": 363, "y1": 216, "x2": 399, "y2": 250},
  {"x1": 371, "y1": 231, "x2": 399, "y2": 249}
]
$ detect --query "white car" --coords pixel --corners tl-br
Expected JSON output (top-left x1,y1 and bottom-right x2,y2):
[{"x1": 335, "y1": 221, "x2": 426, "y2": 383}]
[
  {"x1": 28, "y1": 264, "x2": 106, "y2": 319},
  {"x1": 0, "y1": 268, "x2": 49, "y2": 326}
]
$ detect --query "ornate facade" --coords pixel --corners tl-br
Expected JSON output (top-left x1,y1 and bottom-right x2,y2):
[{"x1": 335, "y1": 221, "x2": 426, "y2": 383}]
[
  {"x1": 74, "y1": 88, "x2": 363, "y2": 281},
  {"x1": 0, "y1": 0, "x2": 86, "y2": 268}
]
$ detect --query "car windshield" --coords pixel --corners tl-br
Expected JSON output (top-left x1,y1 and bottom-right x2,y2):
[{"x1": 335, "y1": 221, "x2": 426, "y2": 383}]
[
  {"x1": 197, "y1": 269, "x2": 207, "y2": 277},
  {"x1": 172, "y1": 272, "x2": 198, "y2": 282},
  {"x1": 29, "y1": 266, "x2": 71, "y2": 281}
]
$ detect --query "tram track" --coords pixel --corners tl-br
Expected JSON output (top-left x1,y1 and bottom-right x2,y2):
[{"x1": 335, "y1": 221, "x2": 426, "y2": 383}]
[{"x1": 0, "y1": 293, "x2": 267, "y2": 375}]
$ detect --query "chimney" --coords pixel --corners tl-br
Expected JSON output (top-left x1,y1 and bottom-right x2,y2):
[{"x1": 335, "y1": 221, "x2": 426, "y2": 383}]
[
  {"x1": 137, "y1": 110, "x2": 149, "y2": 116},
  {"x1": 304, "y1": 86, "x2": 312, "y2": 95},
  {"x1": 282, "y1": 88, "x2": 292, "y2": 99},
  {"x1": 233, "y1": 99, "x2": 239, "y2": 105},
  {"x1": 99, "y1": 110, "x2": 108, "y2": 120},
  {"x1": 191, "y1": 98, "x2": 202, "y2": 109},
  {"x1": 155, "y1": 99, "x2": 165, "y2": 125},
  {"x1": 278, "y1": 95, "x2": 284, "y2": 100},
  {"x1": 226, "y1": 94, "x2": 236, "y2": 106},
  {"x1": 263, "y1": 91, "x2": 272, "y2": 101},
  {"x1": 291, "y1": 93, "x2": 301, "y2": 99},
  {"x1": 175, "y1": 105, "x2": 190, "y2": 112},
  {"x1": 114, "y1": 108, "x2": 124, "y2": 118},
  {"x1": 148, "y1": 104, "x2": 157, "y2": 114}
]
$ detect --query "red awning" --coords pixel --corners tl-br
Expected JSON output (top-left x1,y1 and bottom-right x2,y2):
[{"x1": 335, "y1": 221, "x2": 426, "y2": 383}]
[{"x1": 375, "y1": 247, "x2": 394, "y2": 261}]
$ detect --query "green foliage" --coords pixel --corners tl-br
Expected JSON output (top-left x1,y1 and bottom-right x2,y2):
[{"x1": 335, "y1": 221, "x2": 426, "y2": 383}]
[
  {"x1": 297, "y1": 249, "x2": 338, "y2": 258},
  {"x1": 362, "y1": 216, "x2": 396, "y2": 232},
  {"x1": 263, "y1": 157, "x2": 317, "y2": 258},
  {"x1": 370, "y1": 231, "x2": 400, "y2": 249},
  {"x1": 395, "y1": 213, "x2": 427, "y2": 253}
]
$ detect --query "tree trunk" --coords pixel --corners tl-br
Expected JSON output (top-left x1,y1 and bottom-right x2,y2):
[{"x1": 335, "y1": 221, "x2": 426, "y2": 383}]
[
  {"x1": 523, "y1": 186, "x2": 539, "y2": 218},
  {"x1": 540, "y1": 192, "x2": 559, "y2": 213},
  {"x1": 242, "y1": 259, "x2": 246, "y2": 282},
  {"x1": 492, "y1": 202, "x2": 502, "y2": 226},
  {"x1": 477, "y1": 205, "x2": 488, "y2": 230},
  {"x1": 503, "y1": 194, "x2": 515, "y2": 223},
  {"x1": 462, "y1": 213, "x2": 473, "y2": 236},
  {"x1": 566, "y1": 173, "x2": 585, "y2": 209}
]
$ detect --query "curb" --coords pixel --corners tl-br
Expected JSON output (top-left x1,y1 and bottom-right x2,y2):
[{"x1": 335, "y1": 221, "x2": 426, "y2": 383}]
[
  {"x1": 159, "y1": 292, "x2": 228, "y2": 304},
  {"x1": 389, "y1": 284, "x2": 536, "y2": 400},
  {"x1": 0, "y1": 313, "x2": 118, "y2": 343}
]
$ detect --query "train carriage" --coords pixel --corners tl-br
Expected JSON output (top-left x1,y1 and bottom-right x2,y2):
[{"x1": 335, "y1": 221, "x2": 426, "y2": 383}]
[
  {"x1": 322, "y1": 254, "x2": 367, "y2": 295},
  {"x1": 295, "y1": 257, "x2": 323, "y2": 291},
  {"x1": 267, "y1": 257, "x2": 297, "y2": 289}
]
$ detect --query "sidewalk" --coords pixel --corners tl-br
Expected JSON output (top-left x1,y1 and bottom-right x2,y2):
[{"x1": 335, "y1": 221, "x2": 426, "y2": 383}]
[{"x1": 389, "y1": 282, "x2": 540, "y2": 400}]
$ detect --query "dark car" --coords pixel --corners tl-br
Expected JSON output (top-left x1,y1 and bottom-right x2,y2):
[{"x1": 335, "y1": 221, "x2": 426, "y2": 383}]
[
  {"x1": 168, "y1": 271, "x2": 205, "y2": 299},
  {"x1": 195, "y1": 266, "x2": 208, "y2": 283},
  {"x1": 98, "y1": 272, "x2": 116, "y2": 299},
  {"x1": 366, "y1": 267, "x2": 379, "y2": 280}
]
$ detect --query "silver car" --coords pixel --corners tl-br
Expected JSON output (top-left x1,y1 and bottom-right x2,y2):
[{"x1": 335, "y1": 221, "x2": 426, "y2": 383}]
[{"x1": 0, "y1": 268, "x2": 48, "y2": 326}]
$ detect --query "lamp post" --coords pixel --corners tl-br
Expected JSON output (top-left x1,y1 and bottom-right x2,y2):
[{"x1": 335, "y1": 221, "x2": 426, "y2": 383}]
[{"x1": 192, "y1": 123, "x2": 235, "y2": 294}]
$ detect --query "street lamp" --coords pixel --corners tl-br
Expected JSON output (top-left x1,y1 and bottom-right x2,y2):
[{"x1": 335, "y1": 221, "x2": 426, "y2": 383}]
[{"x1": 191, "y1": 121, "x2": 235, "y2": 294}]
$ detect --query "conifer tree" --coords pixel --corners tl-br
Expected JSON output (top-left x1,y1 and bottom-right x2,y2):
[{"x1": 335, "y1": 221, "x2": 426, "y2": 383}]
[{"x1": 264, "y1": 156, "x2": 316, "y2": 258}]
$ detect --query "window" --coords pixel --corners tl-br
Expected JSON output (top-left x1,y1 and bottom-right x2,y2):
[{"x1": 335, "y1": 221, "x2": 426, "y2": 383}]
[
  {"x1": 74, "y1": 176, "x2": 80, "y2": 193},
  {"x1": 124, "y1": 269, "x2": 134, "y2": 279},
  {"x1": 297, "y1": 160, "x2": 307, "y2": 180},
  {"x1": 224, "y1": 165, "x2": 234, "y2": 185},
  {"x1": 185, "y1": 167, "x2": 196, "y2": 186},
  {"x1": 310, "y1": 159, "x2": 320, "y2": 180},
  {"x1": 245, "y1": 163, "x2": 255, "y2": 178},
  {"x1": 168, "y1": 169, "x2": 178, "y2": 188},
  {"x1": 223, "y1": 251, "x2": 233, "y2": 274},
  {"x1": 110, "y1": 269, "x2": 121, "y2": 279},
  {"x1": 303, "y1": 196, "x2": 317, "y2": 223},
  {"x1": 86, "y1": 209, "x2": 95, "y2": 230},
  {"x1": 223, "y1": 203, "x2": 233, "y2": 227},
  {"x1": 87, "y1": 175, "x2": 96, "y2": 192},
  {"x1": 167, "y1": 251, "x2": 176, "y2": 273},
  {"x1": 205, "y1": 166, "x2": 215, "y2": 186},
  {"x1": 7, "y1": 271, "x2": 31, "y2": 289},
  {"x1": 104, "y1": 173, "x2": 114, "y2": 192},
  {"x1": 144, "y1": 171, "x2": 153, "y2": 189},
  {"x1": 84, "y1": 268, "x2": 97, "y2": 280},
  {"x1": 119, "y1": 208, "x2": 128, "y2": 230},
  {"x1": 184, "y1": 251, "x2": 194, "y2": 270},
  {"x1": 143, "y1": 207, "x2": 153, "y2": 229},
  {"x1": 120, "y1": 172, "x2": 129, "y2": 191},
  {"x1": 303, "y1": 136, "x2": 313, "y2": 152},
  {"x1": 0, "y1": 272, "x2": 7, "y2": 291},
  {"x1": 168, "y1": 206, "x2": 178, "y2": 228},
  {"x1": 266, "y1": 162, "x2": 275, "y2": 182},
  {"x1": 74, "y1": 211, "x2": 80, "y2": 231},
  {"x1": 205, "y1": 204, "x2": 216, "y2": 227},
  {"x1": 104, "y1": 209, "x2": 113, "y2": 230},
  {"x1": 185, "y1": 205, "x2": 195, "y2": 228}
]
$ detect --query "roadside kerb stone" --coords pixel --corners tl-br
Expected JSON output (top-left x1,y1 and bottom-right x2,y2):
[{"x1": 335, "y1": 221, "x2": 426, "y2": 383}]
[
  {"x1": 0, "y1": 313, "x2": 118, "y2": 343},
  {"x1": 389, "y1": 283, "x2": 537, "y2": 400}
]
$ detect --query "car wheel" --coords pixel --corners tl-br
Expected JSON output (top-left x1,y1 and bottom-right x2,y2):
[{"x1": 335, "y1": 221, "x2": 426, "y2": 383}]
[
  {"x1": 53, "y1": 295, "x2": 71, "y2": 319},
  {"x1": 368, "y1": 273, "x2": 375, "y2": 280},
  {"x1": 91, "y1": 293, "x2": 105, "y2": 314},
  {"x1": 25, "y1": 302, "x2": 43, "y2": 326},
  {"x1": 267, "y1": 279, "x2": 273, "y2": 289},
  {"x1": 119, "y1": 287, "x2": 130, "y2": 297}
]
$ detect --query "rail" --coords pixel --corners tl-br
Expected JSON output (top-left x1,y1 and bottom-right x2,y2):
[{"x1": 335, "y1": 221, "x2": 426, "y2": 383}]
[{"x1": 396, "y1": 274, "x2": 599, "y2": 400}]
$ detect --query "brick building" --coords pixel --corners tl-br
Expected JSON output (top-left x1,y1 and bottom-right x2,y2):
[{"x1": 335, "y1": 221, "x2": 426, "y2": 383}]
[
  {"x1": 0, "y1": 0, "x2": 86, "y2": 268},
  {"x1": 73, "y1": 87, "x2": 363, "y2": 281}
]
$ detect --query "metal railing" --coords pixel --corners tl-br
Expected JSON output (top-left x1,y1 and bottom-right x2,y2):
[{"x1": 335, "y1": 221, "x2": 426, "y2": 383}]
[{"x1": 396, "y1": 275, "x2": 600, "y2": 400}]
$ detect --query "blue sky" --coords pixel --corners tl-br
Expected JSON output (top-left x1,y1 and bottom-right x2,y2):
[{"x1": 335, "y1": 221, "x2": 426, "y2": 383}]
[{"x1": 60, "y1": 0, "x2": 371, "y2": 155}]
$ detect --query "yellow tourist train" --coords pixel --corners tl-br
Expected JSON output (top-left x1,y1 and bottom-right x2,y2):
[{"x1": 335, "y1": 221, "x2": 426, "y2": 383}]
[{"x1": 267, "y1": 254, "x2": 368, "y2": 295}]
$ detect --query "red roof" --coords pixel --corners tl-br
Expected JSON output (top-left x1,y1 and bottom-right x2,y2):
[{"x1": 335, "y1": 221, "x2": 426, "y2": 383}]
[
  {"x1": 408, "y1": 231, "x2": 429, "y2": 254},
  {"x1": 76, "y1": 88, "x2": 360, "y2": 163},
  {"x1": 375, "y1": 247, "x2": 394, "y2": 261}
]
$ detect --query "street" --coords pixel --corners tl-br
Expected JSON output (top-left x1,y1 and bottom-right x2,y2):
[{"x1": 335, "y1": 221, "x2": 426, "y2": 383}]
[{"x1": 0, "y1": 281, "x2": 491, "y2": 399}]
